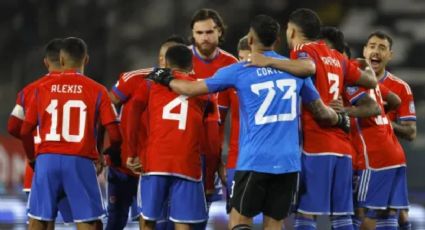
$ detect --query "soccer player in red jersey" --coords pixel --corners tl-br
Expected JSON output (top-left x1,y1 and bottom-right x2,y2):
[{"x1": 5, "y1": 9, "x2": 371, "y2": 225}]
[
  {"x1": 359, "y1": 31, "x2": 416, "y2": 230},
  {"x1": 246, "y1": 9, "x2": 378, "y2": 230},
  {"x1": 189, "y1": 10, "x2": 238, "y2": 216},
  {"x1": 128, "y1": 45, "x2": 208, "y2": 230},
  {"x1": 7, "y1": 39, "x2": 75, "y2": 227},
  {"x1": 106, "y1": 35, "x2": 185, "y2": 230},
  {"x1": 20, "y1": 37, "x2": 121, "y2": 230}
]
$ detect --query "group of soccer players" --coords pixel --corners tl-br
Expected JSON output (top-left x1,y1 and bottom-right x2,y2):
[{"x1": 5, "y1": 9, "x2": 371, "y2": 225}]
[{"x1": 6, "y1": 6, "x2": 416, "y2": 230}]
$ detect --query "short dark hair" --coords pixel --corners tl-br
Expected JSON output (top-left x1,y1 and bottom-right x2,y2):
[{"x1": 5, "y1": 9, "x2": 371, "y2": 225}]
[
  {"x1": 319, "y1": 26, "x2": 345, "y2": 53},
  {"x1": 250, "y1": 15, "x2": 280, "y2": 47},
  {"x1": 288, "y1": 8, "x2": 322, "y2": 40},
  {"x1": 366, "y1": 31, "x2": 393, "y2": 49},
  {"x1": 344, "y1": 42, "x2": 352, "y2": 59},
  {"x1": 190, "y1": 8, "x2": 226, "y2": 43},
  {"x1": 162, "y1": 34, "x2": 187, "y2": 46},
  {"x1": 237, "y1": 35, "x2": 250, "y2": 51},
  {"x1": 61, "y1": 37, "x2": 88, "y2": 65},
  {"x1": 45, "y1": 38, "x2": 63, "y2": 64},
  {"x1": 165, "y1": 44, "x2": 193, "y2": 70}
]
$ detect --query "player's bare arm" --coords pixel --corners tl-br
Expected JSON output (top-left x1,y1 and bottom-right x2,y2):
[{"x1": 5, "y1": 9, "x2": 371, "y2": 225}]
[
  {"x1": 247, "y1": 52, "x2": 316, "y2": 76},
  {"x1": 169, "y1": 79, "x2": 209, "y2": 97},
  {"x1": 392, "y1": 121, "x2": 416, "y2": 141},
  {"x1": 330, "y1": 94, "x2": 381, "y2": 118},
  {"x1": 384, "y1": 91, "x2": 401, "y2": 112},
  {"x1": 305, "y1": 99, "x2": 338, "y2": 126}
]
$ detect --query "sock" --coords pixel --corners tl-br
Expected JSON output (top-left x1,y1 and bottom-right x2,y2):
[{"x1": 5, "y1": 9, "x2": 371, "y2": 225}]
[
  {"x1": 399, "y1": 222, "x2": 412, "y2": 230},
  {"x1": 331, "y1": 215, "x2": 354, "y2": 230},
  {"x1": 352, "y1": 216, "x2": 362, "y2": 230},
  {"x1": 376, "y1": 214, "x2": 398, "y2": 230},
  {"x1": 294, "y1": 216, "x2": 316, "y2": 230}
]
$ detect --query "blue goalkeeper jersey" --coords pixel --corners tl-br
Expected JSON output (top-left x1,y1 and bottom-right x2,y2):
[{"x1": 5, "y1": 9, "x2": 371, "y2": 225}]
[{"x1": 205, "y1": 51, "x2": 320, "y2": 174}]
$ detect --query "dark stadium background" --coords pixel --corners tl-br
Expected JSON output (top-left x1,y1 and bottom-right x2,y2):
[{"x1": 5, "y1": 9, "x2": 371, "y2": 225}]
[{"x1": 0, "y1": 0, "x2": 424, "y2": 229}]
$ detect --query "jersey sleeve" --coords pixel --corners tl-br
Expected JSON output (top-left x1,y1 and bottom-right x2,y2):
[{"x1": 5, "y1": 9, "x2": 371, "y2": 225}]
[
  {"x1": 98, "y1": 87, "x2": 119, "y2": 126},
  {"x1": 23, "y1": 89, "x2": 40, "y2": 127},
  {"x1": 395, "y1": 83, "x2": 416, "y2": 121},
  {"x1": 342, "y1": 58, "x2": 362, "y2": 85},
  {"x1": 110, "y1": 72, "x2": 145, "y2": 103},
  {"x1": 10, "y1": 91, "x2": 25, "y2": 120},
  {"x1": 204, "y1": 65, "x2": 238, "y2": 93},
  {"x1": 300, "y1": 77, "x2": 320, "y2": 104},
  {"x1": 132, "y1": 80, "x2": 150, "y2": 108},
  {"x1": 343, "y1": 86, "x2": 368, "y2": 105},
  {"x1": 379, "y1": 84, "x2": 391, "y2": 99},
  {"x1": 217, "y1": 89, "x2": 230, "y2": 110}
]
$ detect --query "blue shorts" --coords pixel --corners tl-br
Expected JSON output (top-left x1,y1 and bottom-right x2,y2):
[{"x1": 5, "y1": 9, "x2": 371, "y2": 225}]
[
  {"x1": 357, "y1": 166, "x2": 409, "y2": 210},
  {"x1": 26, "y1": 192, "x2": 73, "y2": 223},
  {"x1": 297, "y1": 154, "x2": 353, "y2": 215},
  {"x1": 28, "y1": 154, "x2": 105, "y2": 222},
  {"x1": 140, "y1": 175, "x2": 208, "y2": 223},
  {"x1": 106, "y1": 167, "x2": 139, "y2": 229}
]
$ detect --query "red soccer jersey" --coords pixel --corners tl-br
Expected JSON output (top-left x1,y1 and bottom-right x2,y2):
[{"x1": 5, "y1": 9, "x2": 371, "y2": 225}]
[
  {"x1": 290, "y1": 40, "x2": 361, "y2": 155},
  {"x1": 345, "y1": 84, "x2": 406, "y2": 170},
  {"x1": 10, "y1": 72, "x2": 60, "y2": 191},
  {"x1": 110, "y1": 68, "x2": 152, "y2": 176},
  {"x1": 191, "y1": 45, "x2": 238, "y2": 122},
  {"x1": 217, "y1": 88, "x2": 239, "y2": 169},
  {"x1": 132, "y1": 71, "x2": 207, "y2": 181},
  {"x1": 380, "y1": 71, "x2": 416, "y2": 122},
  {"x1": 24, "y1": 70, "x2": 118, "y2": 160}
]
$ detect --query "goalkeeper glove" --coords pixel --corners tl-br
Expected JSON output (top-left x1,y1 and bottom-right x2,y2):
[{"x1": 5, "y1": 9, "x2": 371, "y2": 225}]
[
  {"x1": 336, "y1": 112, "x2": 350, "y2": 133},
  {"x1": 147, "y1": 68, "x2": 174, "y2": 87}
]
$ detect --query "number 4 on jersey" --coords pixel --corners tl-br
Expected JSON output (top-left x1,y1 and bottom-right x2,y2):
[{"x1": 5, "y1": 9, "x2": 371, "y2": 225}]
[{"x1": 162, "y1": 95, "x2": 189, "y2": 130}]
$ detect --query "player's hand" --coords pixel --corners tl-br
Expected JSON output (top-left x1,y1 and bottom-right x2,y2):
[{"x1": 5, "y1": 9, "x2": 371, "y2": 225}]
[
  {"x1": 94, "y1": 156, "x2": 105, "y2": 175},
  {"x1": 329, "y1": 97, "x2": 345, "y2": 113},
  {"x1": 103, "y1": 145, "x2": 121, "y2": 167},
  {"x1": 355, "y1": 58, "x2": 371, "y2": 70},
  {"x1": 244, "y1": 52, "x2": 271, "y2": 67},
  {"x1": 146, "y1": 68, "x2": 174, "y2": 87},
  {"x1": 126, "y1": 157, "x2": 142, "y2": 175},
  {"x1": 336, "y1": 112, "x2": 350, "y2": 133}
]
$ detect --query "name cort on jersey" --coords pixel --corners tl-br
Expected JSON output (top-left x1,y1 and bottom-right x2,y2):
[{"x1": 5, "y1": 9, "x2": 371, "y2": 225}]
[
  {"x1": 321, "y1": 56, "x2": 341, "y2": 68},
  {"x1": 51, "y1": 84, "x2": 83, "y2": 94},
  {"x1": 256, "y1": 67, "x2": 283, "y2": 77}
]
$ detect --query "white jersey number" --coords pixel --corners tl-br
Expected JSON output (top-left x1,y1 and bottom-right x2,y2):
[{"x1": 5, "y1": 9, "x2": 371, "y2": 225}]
[
  {"x1": 162, "y1": 95, "x2": 189, "y2": 130},
  {"x1": 251, "y1": 79, "x2": 297, "y2": 125},
  {"x1": 328, "y1": 73, "x2": 340, "y2": 100},
  {"x1": 45, "y1": 99, "x2": 87, "y2": 142},
  {"x1": 369, "y1": 88, "x2": 388, "y2": 125}
]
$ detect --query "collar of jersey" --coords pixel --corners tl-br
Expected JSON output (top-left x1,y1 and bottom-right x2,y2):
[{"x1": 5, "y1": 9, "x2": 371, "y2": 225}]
[
  {"x1": 379, "y1": 70, "x2": 389, "y2": 83},
  {"x1": 192, "y1": 46, "x2": 220, "y2": 63}
]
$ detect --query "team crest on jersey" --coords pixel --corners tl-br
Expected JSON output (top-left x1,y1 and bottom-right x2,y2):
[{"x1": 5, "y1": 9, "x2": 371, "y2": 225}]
[
  {"x1": 346, "y1": 86, "x2": 359, "y2": 96},
  {"x1": 297, "y1": 52, "x2": 309, "y2": 59},
  {"x1": 409, "y1": 101, "x2": 415, "y2": 113}
]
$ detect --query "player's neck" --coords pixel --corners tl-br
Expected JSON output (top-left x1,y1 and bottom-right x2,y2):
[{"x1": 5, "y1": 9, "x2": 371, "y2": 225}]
[
  {"x1": 195, "y1": 46, "x2": 219, "y2": 60},
  {"x1": 375, "y1": 68, "x2": 386, "y2": 80},
  {"x1": 63, "y1": 66, "x2": 84, "y2": 74},
  {"x1": 252, "y1": 44, "x2": 273, "y2": 53}
]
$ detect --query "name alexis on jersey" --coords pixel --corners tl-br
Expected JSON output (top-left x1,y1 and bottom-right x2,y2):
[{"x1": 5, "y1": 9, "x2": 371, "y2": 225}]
[{"x1": 51, "y1": 84, "x2": 83, "y2": 94}]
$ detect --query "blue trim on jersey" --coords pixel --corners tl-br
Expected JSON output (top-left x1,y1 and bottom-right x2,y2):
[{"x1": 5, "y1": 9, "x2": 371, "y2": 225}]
[
  {"x1": 350, "y1": 91, "x2": 367, "y2": 105},
  {"x1": 35, "y1": 89, "x2": 41, "y2": 127},
  {"x1": 19, "y1": 91, "x2": 25, "y2": 113},
  {"x1": 94, "y1": 92, "x2": 102, "y2": 139},
  {"x1": 399, "y1": 117, "x2": 416, "y2": 121},
  {"x1": 379, "y1": 71, "x2": 389, "y2": 83},
  {"x1": 112, "y1": 86, "x2": 128, "y2": 102},
  {"x1": 192, "y1": 46, "x2": 219, "y2": 64}
]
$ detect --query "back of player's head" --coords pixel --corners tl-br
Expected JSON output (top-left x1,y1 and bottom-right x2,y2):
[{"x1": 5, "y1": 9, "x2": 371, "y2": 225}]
[
  {"x1": 61, "y1": 37, "x2": 88, "y2": 66},
  {"x1": 288, "y1": 8, "x2": 322, "y2": 40},
  {"x1": 344, "y1": 42, "x2": 352, "y2": 59},
  {"x1": 45, "y1": 38, "x2": 63, "y2": 65},
  {"x1": 250, "y1": 15, "x2": 280, "y2": 47},
  {"x1": 319, "y1": 26, "x2": 345, "y2": 53},
  {"x1": 237, "y1": 35, "x2": 250, "y2": 51},
  {"x1": 366, "y1": 31, "x2": 393, "y2": 49},
  {"x1": 190, "y1": 8, "x2": 226, "y2": 43},
  {"x1": 165, "y1": 44, "x2": 193, "y2": 71},
  {"x1": 162, "y1": 34, "x2": 188, "y2": 47}
]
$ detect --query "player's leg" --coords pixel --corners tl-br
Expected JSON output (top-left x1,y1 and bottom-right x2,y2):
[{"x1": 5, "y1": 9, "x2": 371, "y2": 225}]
[
  {"x1": 229, "y1": 171, "x2": 267, "y2": 229},
  {"x1": 28, "y1": 154, "x2": 62, "y2": 229},
  {"x1": 295, "y1": 154, "x2": 336, "y2": 230},
  {"x1": 389, "y1": 167, "x2": 410, "y2": 230},
  {"x1": 330, "y1": 156, "x2": 354, "y2": 230},
  {"x1": 263, "y1": 172, "x2": 298, "y2": 230},
  {"x1": 398, "y1": 210, "x2": 411, "y2": 230},
  {"x1": 61, "y1": 155, "x2": 106, "y2": 230},
  {"x1": 105, "y1": 167, "x2": 139, "y2": 230},
  {"x1": 168, "y1": 177, "x2": 208, "y2": 229},
  {"x1": 140, "y1": 175, "x2": 172, "y2": 230},
  {"x1": 352, "y1": 170, "x2": 363, "y2": 230}
]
